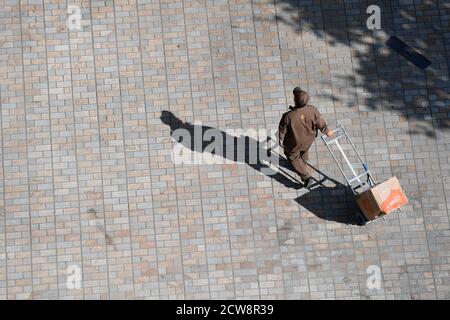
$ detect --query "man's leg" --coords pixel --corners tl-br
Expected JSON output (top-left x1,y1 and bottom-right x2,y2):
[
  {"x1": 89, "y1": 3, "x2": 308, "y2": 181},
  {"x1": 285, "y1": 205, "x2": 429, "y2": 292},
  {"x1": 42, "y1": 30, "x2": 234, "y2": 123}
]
[
  {"x1": 285, "y1": 150, "x2": 310, "y2": 182},
  {"x1": 298, "y1": 147, "x2": 313, "y2": 187},
  {"x1": 300, "y1": 147, "x2": 309, "y2": 163}
]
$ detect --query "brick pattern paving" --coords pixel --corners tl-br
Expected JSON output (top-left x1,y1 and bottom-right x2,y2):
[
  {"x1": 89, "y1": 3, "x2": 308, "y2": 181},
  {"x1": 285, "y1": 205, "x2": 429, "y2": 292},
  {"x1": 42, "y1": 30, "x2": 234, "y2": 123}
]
[{"x1": 0, "y1": 0, "x2": 449, "y2": 299}]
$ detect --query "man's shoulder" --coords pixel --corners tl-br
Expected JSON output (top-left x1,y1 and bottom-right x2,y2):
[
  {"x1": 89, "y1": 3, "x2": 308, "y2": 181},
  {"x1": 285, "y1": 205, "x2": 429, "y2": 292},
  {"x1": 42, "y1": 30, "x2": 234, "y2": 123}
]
[
  {"x1": 283, "y1": 107, "x2": 305, "y2": 118},
  {"x1": 283, "y1": 107, "x2": 300, "y2": 119},
  {"x1": 305, "y1": 104, "x2": 320, "y2": 114},
  {"x1": 281, "y1": 110, "x2": 292, "y2": 119},
  {"x1": 283, "y1": 105, "x2": 318, "y2": 116}
]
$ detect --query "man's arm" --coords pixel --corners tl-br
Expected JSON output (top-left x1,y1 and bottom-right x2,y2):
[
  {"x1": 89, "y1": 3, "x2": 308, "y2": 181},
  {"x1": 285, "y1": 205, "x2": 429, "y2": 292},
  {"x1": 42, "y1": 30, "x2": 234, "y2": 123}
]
[
  {"x1": 315, "y1": 109, "x2": 333, "y2": 137},
  {"x1": 278, "y1": 113, "x2": 288, "y2": 145}
]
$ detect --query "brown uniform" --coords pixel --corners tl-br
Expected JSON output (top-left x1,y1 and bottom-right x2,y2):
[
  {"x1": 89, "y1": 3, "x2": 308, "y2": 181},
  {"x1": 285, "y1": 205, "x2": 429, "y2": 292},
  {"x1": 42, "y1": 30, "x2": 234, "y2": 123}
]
[{"x1": 278, "y1": 105, "x2": 328, "y2": 181}]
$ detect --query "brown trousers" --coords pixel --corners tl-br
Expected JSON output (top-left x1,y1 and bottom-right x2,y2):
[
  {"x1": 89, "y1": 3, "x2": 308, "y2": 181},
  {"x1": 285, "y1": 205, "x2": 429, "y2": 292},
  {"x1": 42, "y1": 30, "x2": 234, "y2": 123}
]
[{"x1": 284, "y1": 147, "x2": 310, "y2": 181}]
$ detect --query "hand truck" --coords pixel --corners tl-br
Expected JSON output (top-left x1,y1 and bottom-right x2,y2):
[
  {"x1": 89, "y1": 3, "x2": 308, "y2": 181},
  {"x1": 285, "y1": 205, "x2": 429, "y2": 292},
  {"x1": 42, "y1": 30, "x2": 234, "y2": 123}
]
[{"x1": 321, "y1": 125, "x2": 377, "y2": 225}]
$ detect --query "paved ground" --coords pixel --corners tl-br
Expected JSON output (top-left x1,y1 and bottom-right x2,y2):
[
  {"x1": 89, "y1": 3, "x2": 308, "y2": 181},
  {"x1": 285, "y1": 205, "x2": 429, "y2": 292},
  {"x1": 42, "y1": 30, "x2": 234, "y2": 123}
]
[{"x1": 1, "y1": 0, "x2": 450, "y2": 299}]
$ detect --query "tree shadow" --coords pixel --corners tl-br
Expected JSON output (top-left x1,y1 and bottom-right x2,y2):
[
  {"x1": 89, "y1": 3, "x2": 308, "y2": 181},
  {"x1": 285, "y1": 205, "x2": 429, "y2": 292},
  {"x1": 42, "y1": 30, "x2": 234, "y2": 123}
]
[
  {"x1": 260, "y1": 0, "x2": 449, "y2": 135},
  {"x1": 160, "y1": 110, "x2": 304, "y2": 189}
]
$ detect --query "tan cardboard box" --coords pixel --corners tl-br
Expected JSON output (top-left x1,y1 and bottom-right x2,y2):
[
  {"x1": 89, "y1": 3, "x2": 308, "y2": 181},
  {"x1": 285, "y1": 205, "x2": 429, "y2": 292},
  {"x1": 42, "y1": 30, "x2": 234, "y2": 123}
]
[{"x1": 356, "y1": 176, "x2": 408, "y2": 221}]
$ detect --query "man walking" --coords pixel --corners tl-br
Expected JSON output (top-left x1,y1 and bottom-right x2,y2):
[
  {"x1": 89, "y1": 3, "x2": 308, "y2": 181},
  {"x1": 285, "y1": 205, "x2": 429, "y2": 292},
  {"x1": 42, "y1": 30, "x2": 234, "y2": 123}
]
[{"x1": 278, "y1": 87, "x2": 333, "y2": 188}]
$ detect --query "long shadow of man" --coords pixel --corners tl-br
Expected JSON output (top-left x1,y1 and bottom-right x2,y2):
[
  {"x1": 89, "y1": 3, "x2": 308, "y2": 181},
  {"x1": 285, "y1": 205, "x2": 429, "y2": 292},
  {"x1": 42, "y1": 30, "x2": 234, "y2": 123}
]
[{"x1": 160, "y1": 110, "x2": 302, "y2": 189}]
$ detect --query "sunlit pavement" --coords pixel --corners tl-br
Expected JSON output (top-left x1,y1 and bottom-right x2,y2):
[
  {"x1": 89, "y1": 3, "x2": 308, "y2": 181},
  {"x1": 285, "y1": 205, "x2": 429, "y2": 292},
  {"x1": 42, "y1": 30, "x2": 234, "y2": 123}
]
[{"x1": 0, "y1": 0, "x2": 449, "y2": 299}]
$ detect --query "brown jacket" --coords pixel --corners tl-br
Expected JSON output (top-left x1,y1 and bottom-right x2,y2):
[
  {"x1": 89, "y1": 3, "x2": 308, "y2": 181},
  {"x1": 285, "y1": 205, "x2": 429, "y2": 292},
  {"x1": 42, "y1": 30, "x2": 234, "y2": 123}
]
[{"x1": 278, "y1": 105, "x2": 328, "y2": 153}]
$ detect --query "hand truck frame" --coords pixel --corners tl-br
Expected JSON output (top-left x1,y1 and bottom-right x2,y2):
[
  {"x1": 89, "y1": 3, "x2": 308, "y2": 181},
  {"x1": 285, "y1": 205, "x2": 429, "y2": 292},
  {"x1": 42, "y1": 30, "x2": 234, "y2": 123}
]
[{"x1": 321, "y1": 125, "x2": 379, "y2": 225}]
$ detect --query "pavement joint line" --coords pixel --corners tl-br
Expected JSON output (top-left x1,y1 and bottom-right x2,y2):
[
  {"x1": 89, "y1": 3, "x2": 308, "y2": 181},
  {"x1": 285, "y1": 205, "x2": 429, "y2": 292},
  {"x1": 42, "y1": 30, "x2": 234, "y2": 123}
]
[{"x1": 88, "y1": 0, "x2": 112, "y2": 299}]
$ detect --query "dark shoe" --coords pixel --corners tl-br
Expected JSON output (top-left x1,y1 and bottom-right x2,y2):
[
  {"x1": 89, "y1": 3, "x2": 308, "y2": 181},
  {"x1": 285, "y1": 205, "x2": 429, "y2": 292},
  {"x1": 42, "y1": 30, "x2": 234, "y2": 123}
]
[{"x1": 303, "y1": 177, "x2": 314, "y2": 189}]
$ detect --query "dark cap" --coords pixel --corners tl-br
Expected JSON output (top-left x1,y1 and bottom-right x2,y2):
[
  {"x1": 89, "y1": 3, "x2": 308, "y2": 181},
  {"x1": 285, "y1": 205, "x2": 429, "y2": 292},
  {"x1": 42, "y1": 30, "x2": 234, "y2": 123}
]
[
  {"x1": 293, "y1": 89, "x2": 309, "y2": 107},
  {"x1": 293, "y1": 87, "x2": 302, "y2": 95}
]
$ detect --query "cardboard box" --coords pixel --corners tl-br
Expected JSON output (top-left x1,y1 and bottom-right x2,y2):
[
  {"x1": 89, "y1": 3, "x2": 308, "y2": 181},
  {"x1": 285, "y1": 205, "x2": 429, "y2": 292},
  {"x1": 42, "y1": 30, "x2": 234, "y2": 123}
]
[{"x1": 356, "y1": 176, "x2": 408, "y2": 221}]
